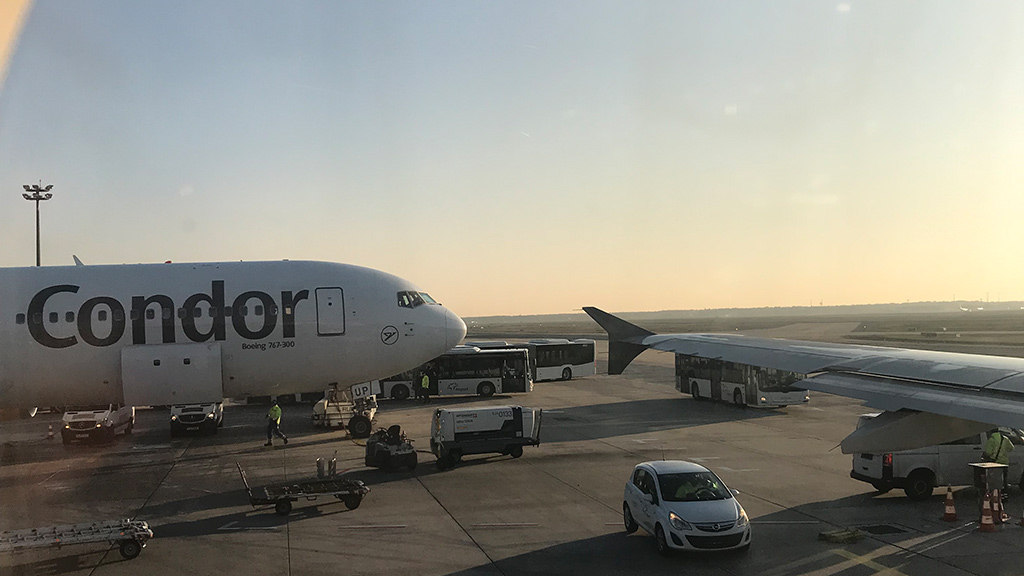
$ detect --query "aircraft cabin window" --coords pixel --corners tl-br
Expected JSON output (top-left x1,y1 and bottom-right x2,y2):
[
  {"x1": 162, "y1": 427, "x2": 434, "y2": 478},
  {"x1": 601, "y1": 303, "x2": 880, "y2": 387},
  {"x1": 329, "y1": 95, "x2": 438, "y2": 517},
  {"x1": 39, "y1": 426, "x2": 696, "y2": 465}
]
[
  {"x1": 33, "y1": 313, "x2": 41, "y2": 324},
  {"x1": 240, "y1": 306, "x2": 248, "y2": 316},
  {"x1": 153, "y1": 359, "x2": 161, "y2": 366},
  {"x1": 397, "y1": 292, "x2": 412, "y2": 308},
  {"x1": 255, "y1": 306, "x2": 264, "y2": 316},
  {"x1": 49, "y1": 312, "x2": 58, "y2": 323},
  {"x1": 177, "y1": 308, "x2": 185, "y2": 319},
  {"x1": 114, "y1": 310, "x2": 124, "y2": 321},
  {"x1": 66, "y1": 311, "x2": 74, "y2": 322},
  {"x1": 209, "y1": 308, "x2": 218, "y2": 318},
  {"x1": 224, "y1": 307, "x2": 233, "y2": 317},
  {"x1": 193, "y1": 307, "x2": 201, "y2": 318},
  {"x1": 284, "y1": 307, "x2": 292, "y2": 315},
  {"x1": 183, "y1": 358, "x2": 191, "y2": 365},
  {"x1": 146, "y1": 309, "x2": 156, "y2": 320},
  {"x1": 420, "y1": 293, "x2": 437, "y2": 304},
  {"x1": 163, "y1": 309, "x2": 172, "y2": 320},
  {"x1": 269, "y1": 305, "x2": 278, "y2": 316},
  {"x1": 98, "y1": 310, "x2": 108, "y2": 321},
  {"x1": 130, "y1": 310, "x2": 139, "y2": 321},
  {"x1": 16, "y1": 313, "x2": 25, "y2": 324}
]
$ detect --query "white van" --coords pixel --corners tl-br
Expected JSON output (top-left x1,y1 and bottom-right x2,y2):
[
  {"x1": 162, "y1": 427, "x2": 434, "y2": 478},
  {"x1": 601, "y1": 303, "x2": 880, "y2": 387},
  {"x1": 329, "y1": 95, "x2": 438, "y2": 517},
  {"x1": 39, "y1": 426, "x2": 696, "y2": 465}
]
[
  {"x1": 850, "y1": 414, "x2": 1024, "y2": 499},
  {"x1": 169, "y1": 402, "x2": 224, "y2": 436},
  {"x1": 61, "y1": 404, "x2": 135, "y2": 444}
]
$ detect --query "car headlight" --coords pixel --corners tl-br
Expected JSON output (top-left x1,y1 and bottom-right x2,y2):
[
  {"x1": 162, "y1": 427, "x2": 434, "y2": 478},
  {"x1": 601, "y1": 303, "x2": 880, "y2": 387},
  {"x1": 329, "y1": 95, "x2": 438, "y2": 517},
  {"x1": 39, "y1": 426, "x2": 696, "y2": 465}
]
[
  {"x1": 64, "y1": 424, "x2": 70, "y2": 429},
  {"x1": 95, "y1": 423, "x2": 102, "y2": 428},
  {"x1": 171, "y1": 415, "x2": 177, "y2": 421},
  {"x1": 206, "y1": 412, "x2": 215, "y2": 419},
  {"x1": 735, "y1": 504, "x2": 749, "y2": 528},
  {"x1": 669, "y1": 512, "x2": 692, "y2": 531}
]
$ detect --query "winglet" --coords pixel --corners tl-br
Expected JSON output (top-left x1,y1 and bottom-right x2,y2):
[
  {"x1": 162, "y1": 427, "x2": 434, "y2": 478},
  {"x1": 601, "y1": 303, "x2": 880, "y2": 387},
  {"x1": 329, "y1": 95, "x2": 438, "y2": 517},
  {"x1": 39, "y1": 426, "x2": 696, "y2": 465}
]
[
  {"x1": 583, "y1": 307, "x2": 655, "y2": 375},
  {"x1": 72, "y1": 255, "x2": 84, "y2": 266}
]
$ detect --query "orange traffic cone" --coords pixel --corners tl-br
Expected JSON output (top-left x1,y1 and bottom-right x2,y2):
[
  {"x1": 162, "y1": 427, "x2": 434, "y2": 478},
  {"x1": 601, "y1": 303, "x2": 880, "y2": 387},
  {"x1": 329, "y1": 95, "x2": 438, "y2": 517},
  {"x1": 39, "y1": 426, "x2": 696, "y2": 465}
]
[
  {"x1": 46, "y1": 424, "x2": 54, "y2": 441},
  {"x1": 993, "y1": 489, "x2": 1009, "y2": 524},
  {"x1": 941, "y1": 486, "x2": 957, "y2": 521},
  {"x1": 979, "y1": 491, "x2": 997, "y2": 533}
]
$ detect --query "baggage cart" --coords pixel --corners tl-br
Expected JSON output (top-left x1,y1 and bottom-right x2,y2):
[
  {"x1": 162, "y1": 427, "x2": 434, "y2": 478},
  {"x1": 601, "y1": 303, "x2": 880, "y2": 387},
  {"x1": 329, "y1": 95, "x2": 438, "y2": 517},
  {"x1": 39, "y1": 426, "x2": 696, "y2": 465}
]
[
  {"x1": 237, "y1": 463, "x2": 370, "y2": 516},
  {"x1": 0, "y1": 519, "x2": 153, "y2": 560}
]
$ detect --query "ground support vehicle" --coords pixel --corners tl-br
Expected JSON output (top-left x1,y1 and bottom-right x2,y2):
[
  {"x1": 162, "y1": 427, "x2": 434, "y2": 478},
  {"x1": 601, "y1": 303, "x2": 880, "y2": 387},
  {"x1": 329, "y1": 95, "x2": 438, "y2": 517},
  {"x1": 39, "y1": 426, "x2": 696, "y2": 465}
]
[
  {"x1": 61, "y1": 404, "x2": 135, "y2": 445},
  {"x1": 676, "y1": 355, "x2": 809, "y2": 408},
  {"x1": 431, "y1": 406, "x2": 542, "y2": 470},
  {"x1": 311, "y1": 384, "x2": 377, "y2": 438},
  {"x1": 169, "y1": 402, "x2": 223, "y2": 436},
  {"x1": 0, "y1": 519, "x2": 153, "y2": 560},
  {"x1": 364, "y1": 426, "x2": 417, "y2": 471},
  {"x1": 381, "y1": 346, "x2": 532, "y2": 400},
  {"x1": 850, "y1": 414, "x2": 1024, "y2": 499},
  {"x1": 237, "y1": 463, "x2": 369, "y2": 516}
]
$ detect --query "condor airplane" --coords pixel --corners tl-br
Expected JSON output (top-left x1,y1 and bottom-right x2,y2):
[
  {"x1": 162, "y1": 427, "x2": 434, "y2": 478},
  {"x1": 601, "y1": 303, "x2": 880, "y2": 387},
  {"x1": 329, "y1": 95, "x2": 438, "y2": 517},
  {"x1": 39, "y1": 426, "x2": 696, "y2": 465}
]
[
  {"x1": 585, "y1": 307, "x2": 1024, "y2": 455},
  {"x1": 0, "y1": 260, "x2": 466, "y2": 409}
]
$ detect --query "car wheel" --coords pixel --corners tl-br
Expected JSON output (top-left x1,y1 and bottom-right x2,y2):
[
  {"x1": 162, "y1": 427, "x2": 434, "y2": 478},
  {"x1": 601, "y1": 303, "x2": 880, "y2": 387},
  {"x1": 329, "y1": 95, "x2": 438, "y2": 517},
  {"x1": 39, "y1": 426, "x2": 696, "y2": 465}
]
[
  {"x1": 392, "y1": 384, "x2": 410, "y2": 401},
  {"x1": 478, "y1": 382, "x2": 496, "y2": 397},
  {"x1": 904, "y1": 470, "x2": 935, "y2": 500},
  {"x1": 348, "y1": 415, "x2": 372, "y2": 439},
  {"x1": 561, "y1": 368, "x2": 572, "y2": 381},
  {"x1": 691, "y1": 382, "x2": 701, "y2": 400},
  {"x1": 655, "y1": 524, "x2": 671, "y2": 556},
  {"x1": 119, "y1": 539, "x2": 142, "y2": 559},
  {"x1": 509, "y1": 445, "x2": 524, "y2": 459},
  {"x1": 436, "y1": 456, "x2": 454, "y2": 471},
  {"x1": 623, "y1": 503, "x2": 638, "y2": 534}
]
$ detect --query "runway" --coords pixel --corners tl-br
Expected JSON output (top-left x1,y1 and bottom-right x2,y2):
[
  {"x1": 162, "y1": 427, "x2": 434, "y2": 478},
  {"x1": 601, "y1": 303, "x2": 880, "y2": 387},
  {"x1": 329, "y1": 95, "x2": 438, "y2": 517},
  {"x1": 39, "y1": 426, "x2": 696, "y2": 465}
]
[{"x1": 1, "y1": 343, "x2": 1022, "y2": 575}]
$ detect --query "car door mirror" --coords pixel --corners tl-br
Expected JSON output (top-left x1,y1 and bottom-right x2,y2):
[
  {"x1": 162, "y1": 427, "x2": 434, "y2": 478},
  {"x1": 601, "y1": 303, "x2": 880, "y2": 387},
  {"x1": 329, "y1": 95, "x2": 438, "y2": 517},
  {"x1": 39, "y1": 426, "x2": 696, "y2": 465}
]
[{"x1": 730, "y1": 488, "x2": 740, "y2": 496}]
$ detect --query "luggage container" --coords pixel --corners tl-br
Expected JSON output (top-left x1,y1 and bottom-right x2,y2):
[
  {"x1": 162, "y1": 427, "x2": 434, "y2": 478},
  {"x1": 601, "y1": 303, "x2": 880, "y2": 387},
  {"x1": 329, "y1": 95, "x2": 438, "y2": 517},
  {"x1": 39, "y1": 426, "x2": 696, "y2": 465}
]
[{"x1": 430, "y1": 405, "x2": 542, "y2": 470}]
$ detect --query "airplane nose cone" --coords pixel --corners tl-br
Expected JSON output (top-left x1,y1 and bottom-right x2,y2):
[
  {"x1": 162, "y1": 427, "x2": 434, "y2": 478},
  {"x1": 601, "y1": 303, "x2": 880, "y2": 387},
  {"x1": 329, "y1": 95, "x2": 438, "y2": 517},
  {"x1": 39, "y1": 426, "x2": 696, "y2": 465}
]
[{"x1": 445, "y1": 308, "x2": 467, "y2": 350}]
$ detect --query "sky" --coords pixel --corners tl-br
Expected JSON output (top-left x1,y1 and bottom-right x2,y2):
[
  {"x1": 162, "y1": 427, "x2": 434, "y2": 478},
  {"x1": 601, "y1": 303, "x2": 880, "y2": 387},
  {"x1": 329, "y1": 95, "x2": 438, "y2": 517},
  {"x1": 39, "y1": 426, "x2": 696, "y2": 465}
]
[{"x1": 2, "y1": 1, "x2": 1024, "y2": 317}]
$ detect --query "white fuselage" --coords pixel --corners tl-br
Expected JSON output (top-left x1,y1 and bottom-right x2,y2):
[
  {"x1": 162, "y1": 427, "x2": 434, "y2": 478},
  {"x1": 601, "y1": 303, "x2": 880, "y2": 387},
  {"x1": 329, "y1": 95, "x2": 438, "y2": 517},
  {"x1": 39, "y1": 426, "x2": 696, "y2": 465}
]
[{"x1": 0, "y1": 260, "x2": 466, "y2": 408}]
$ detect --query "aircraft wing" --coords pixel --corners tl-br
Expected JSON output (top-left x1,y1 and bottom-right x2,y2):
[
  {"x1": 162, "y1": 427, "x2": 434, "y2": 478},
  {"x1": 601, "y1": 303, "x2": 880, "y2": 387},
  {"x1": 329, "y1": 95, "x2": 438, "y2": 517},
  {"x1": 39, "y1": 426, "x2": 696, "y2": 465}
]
[{"x1": 584, "y1": 307, "x2": 1024, "y2": 453}]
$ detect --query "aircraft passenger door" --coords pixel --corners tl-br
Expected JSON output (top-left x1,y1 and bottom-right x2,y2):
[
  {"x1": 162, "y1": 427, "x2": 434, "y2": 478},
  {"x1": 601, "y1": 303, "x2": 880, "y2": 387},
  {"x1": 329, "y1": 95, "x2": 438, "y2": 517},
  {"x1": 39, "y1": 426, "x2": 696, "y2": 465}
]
[{"x1": 315, "y1": 287, "x2": 346, "y2": 336}]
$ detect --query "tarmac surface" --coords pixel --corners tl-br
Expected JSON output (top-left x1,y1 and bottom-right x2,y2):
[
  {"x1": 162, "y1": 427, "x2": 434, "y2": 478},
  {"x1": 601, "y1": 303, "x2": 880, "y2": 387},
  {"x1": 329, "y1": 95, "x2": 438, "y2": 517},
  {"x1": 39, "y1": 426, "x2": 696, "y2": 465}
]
[{"x1": 2, "y1": 342, "x2": 1024, "y2": 575}]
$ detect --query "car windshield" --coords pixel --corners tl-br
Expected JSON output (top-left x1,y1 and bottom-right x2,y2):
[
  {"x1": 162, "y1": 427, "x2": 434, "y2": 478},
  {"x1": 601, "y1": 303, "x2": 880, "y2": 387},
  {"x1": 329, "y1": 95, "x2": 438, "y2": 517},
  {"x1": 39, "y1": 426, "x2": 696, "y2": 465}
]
[
  {"x1": 66, "y1": 405, "x2": 110, "y2": 412},
  {"x1": 658, "y1": 471, "x2": 732, "y2": 502}
]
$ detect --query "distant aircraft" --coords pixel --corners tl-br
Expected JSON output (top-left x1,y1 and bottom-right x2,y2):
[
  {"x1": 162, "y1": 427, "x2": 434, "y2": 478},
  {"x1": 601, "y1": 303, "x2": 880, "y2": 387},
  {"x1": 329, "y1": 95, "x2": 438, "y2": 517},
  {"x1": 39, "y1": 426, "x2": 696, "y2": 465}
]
[
  {"x1": 584, "y1": 307, "x2": 1024, "y2": 454},
  {"x1": 0, "y1": 260, "x2": 466, "y2": 408}
]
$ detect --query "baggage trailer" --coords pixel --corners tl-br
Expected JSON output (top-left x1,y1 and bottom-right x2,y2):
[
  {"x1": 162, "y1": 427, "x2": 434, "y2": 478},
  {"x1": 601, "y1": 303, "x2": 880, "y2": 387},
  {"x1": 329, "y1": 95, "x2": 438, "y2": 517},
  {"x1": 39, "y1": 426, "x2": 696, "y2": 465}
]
[
  {"x1": 237, "y1": 463, "x2": 370, "y2": 516},
  {"x1": 431, "y1": 405, "x2": 542, "y2": 470},
  {"x1": 0, "y1": 519, "x2": 153, "y2": 560}
]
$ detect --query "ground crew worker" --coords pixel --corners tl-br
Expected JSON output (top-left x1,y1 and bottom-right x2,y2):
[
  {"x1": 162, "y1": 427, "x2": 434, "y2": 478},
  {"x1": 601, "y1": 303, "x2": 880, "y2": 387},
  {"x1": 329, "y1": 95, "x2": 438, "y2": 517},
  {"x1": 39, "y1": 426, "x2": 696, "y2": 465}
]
[
  {"x1": 983, "y1": 430, "x2": 1014, "y2": 491},
  {"x1": 265, "y1": 401, "x2": 289, "y2": 446},
  {"x1": 420, "y1": 370, "x2": 431, "y2": 404}
]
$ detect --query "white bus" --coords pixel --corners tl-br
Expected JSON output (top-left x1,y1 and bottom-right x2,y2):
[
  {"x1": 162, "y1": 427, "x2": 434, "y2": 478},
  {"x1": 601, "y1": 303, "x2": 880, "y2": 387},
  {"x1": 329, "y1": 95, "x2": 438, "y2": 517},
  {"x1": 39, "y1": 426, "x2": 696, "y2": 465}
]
[
  {"x1": 675, "y1": 355, "x2": 809, "y2": 408},
  {"x1": 380, "y1": 347, "x2": 532, "y2": 400},
  {"x1": 466, "y1": 339, "x2": 597, "y2": 382}
]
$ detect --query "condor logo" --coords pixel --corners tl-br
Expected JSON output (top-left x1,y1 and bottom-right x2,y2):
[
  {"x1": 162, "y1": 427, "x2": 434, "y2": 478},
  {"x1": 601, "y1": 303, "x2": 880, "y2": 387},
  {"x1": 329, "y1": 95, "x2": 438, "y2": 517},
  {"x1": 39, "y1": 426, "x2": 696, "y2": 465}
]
[{"x1": 25, "y1": 281, "x2": 310, "y2": 349}]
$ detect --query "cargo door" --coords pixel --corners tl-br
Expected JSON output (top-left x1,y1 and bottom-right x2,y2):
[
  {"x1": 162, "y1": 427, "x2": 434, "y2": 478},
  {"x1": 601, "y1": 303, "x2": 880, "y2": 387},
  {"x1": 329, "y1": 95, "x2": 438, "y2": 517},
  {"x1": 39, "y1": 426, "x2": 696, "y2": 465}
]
[
  {"x1": 121, "y1": 343, "x2": 223, "y2": 406},
  {"x1": 315, "y1": 287, "x2": 346, "y2": 336}
]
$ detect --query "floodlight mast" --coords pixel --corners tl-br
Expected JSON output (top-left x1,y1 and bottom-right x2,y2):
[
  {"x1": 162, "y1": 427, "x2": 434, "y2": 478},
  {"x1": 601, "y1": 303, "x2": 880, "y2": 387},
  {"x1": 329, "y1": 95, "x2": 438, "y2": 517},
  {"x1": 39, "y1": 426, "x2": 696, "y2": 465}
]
[{"x1": 21, "y1": 183, "x2": 54, "y2": 266}]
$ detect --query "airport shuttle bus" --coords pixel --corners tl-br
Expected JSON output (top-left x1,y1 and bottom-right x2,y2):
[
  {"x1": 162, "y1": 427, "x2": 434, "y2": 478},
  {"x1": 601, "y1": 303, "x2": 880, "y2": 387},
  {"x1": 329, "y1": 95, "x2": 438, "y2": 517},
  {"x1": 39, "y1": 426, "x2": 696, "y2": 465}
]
[
  {"x1": 675, "y1": 354, "x2": 809, "y2": 408},
  {"x1": 466, "y1": 339, "x2": 596, "y2": 382},
  {"x1": 380, "y1": 347, "x2": 532, "y2": 400}
]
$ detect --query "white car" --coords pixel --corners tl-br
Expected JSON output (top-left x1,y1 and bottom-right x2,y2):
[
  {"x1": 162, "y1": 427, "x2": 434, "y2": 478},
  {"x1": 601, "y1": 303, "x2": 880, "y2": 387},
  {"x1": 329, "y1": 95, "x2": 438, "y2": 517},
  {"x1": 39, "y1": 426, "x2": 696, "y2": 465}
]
[{"x1": 623, "y1": 461, "x2": 751, "y2": 554}]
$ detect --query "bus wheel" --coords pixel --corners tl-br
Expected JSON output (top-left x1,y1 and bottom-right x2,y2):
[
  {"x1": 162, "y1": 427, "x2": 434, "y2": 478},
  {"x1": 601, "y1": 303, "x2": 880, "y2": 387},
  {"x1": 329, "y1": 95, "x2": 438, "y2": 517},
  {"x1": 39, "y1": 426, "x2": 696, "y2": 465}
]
[
  {"x1": 561, "y1": 368, "x2": 572, "y2": 381},
  {"x1": 691, "y1": 382, "x2": 701, "y2": 400},
  {"x1": 478, "y1": 382, "x2": 496, "y2": 397},
  {"x1": 733, "y1": 389, "x2": 745, "y2": 407},
  {"x1": 392, "y1": 384, "x2": 410, "y2": 401}
]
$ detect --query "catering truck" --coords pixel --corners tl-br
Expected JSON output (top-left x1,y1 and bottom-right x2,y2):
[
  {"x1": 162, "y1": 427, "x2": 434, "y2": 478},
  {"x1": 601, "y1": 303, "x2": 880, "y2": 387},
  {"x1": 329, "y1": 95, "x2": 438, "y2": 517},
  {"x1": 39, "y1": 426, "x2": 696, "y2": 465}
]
[{"x1": 430, "y1": 405, "x2": 542, "y2": 470}]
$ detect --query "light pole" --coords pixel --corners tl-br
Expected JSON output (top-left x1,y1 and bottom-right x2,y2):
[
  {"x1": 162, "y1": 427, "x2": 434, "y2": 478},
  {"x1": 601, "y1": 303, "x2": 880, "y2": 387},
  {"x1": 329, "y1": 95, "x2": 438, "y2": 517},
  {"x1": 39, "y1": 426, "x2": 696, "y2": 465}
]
[{"x1": 22, "y1": 183, "x2": 53, "y2": 267}]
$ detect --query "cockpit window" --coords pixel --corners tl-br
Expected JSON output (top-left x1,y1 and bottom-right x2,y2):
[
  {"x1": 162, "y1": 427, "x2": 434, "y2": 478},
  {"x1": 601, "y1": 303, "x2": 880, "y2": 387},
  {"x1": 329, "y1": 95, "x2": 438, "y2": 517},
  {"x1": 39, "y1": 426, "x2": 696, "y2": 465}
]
[{"x1": 397, "y1": 291, "x2": 436, "y2": 308}]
